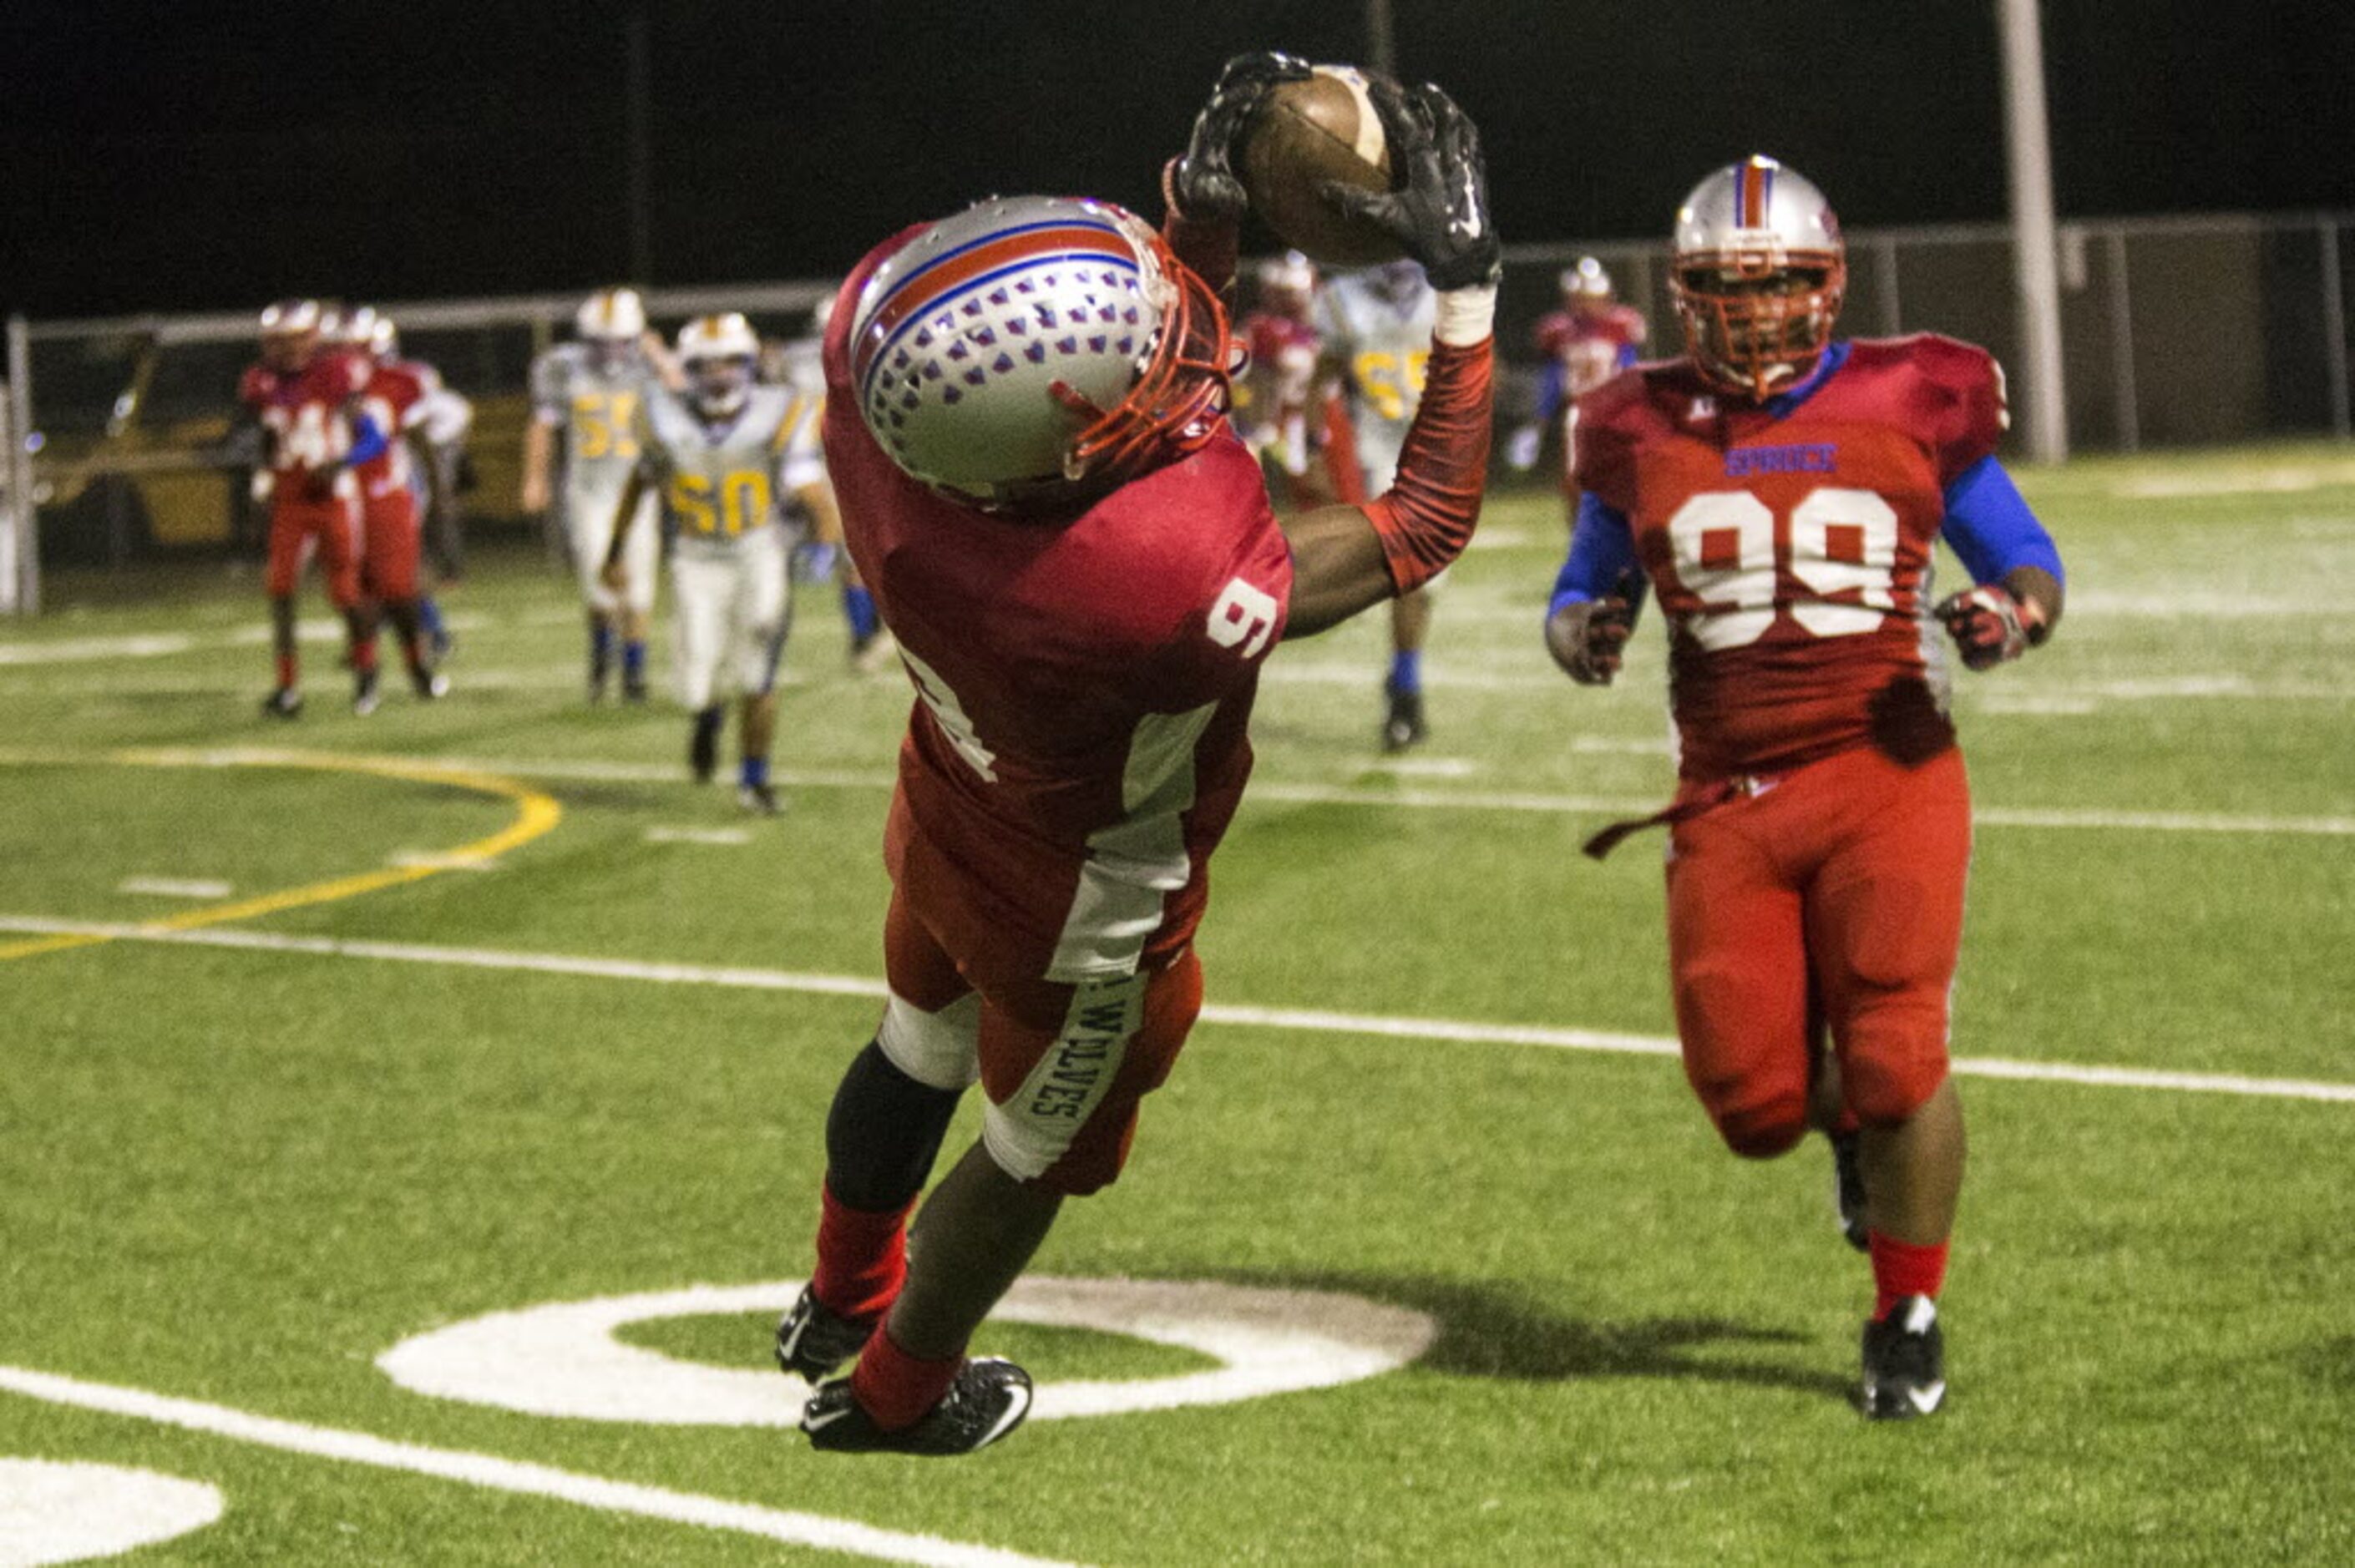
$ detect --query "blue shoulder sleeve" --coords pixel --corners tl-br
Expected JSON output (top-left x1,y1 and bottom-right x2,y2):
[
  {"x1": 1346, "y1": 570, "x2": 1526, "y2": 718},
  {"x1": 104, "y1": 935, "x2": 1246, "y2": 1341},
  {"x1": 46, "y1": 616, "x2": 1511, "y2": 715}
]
[
  {"x1": 1547, "y1": 493, "x2": 1638, "y2": 616},
  {"x1": 345, "y1": 414, "x2": 389, "y2": 467},
  {"x1": 1532, "y1": 360, "x2": 1567, "y2": 424},
  {"x1": 1942, "y1": 454, "x2": 2064, "y2": 587}
]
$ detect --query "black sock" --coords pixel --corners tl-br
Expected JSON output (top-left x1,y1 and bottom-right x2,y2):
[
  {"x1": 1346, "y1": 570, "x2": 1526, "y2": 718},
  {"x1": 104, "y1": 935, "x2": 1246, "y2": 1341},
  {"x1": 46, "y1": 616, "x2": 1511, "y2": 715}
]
[{"x1": 823, "y1": 1040, "x2": 964, "y2": 1212}]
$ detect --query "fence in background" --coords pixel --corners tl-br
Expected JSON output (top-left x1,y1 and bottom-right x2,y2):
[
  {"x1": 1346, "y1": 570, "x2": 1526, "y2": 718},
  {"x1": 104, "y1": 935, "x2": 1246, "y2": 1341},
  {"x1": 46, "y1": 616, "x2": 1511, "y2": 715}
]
[{"x1": 5, "y1": 210, "x2": 2349, "y2": 614}]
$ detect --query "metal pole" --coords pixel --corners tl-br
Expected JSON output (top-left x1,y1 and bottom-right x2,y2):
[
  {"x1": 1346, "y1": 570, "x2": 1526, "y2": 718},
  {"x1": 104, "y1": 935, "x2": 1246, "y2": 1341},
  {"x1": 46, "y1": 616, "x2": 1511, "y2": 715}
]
[
  {"x1": 1876, "y1": 235, "x2": 1903, "y2": 336},
  {"x1": 2321, "y1": 218, "x2": 2351, "y2": 440},
  {"x1": 1365, "y1": 0, "x2": 1395, "y2": 78},
  {"x1": 4, "y1": 316, "x2": 37, "y2": 616},
  {"x1": 1996, "y1": 0, "x2": 2069, "y2": 462},
  {"x1": 625, "y1": 7, "x2": 653, "y2": 284}
]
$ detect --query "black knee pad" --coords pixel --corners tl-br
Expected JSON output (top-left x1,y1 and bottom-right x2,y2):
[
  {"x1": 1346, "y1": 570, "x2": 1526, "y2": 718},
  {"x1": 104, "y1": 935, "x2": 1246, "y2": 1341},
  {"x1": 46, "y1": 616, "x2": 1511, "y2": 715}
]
[{"x1": 823, "y1": 1040, "x2": 964, "y2": 1211}]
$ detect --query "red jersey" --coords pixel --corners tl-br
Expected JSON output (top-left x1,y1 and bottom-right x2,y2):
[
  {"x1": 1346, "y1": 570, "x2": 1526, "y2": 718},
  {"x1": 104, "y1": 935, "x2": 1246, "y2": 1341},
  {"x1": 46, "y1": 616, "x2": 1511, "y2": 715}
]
[
  {"x1": 253, "y1": 349, "x2": 373, "y2": 496},
  {"x1": 354, "y1": 359, "x2": 426, "y2": 499},
  {"x1": 1239, "y1": 312, "x2": 1320, "y2": 427},
  {"x1": 237, "y1": 363, "x2": 284, "y2": 413},
  {"x1": 1573, "y1": 335, "x2": 2006, "y2": 780},
  {"x1": 824, "y1": 233, "x2": 1295, "y2": 989},
  {"x1": 1537, "y1": 303, "x2": 1648, "y2": 401}
]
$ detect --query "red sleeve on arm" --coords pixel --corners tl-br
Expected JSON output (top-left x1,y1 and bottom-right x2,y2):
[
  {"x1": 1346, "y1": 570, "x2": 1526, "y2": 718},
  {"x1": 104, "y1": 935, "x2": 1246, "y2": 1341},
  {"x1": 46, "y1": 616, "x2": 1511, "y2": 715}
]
[
  {"x1": 1359, "y1": 336, "x2": 1493, "y2": 594},
  {"x1": 1159, "y1": 158, "x2": 1238, "y2": 295},
  {"x1": 1912, "y1": 334, "x2": 2008, "y2": 485}
]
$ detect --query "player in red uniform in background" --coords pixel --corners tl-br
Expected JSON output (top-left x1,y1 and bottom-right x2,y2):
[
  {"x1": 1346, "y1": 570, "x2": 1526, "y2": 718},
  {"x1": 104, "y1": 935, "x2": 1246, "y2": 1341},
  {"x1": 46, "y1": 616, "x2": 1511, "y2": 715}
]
[
  {"x1": 775, "y1": 53, "x2": 1501, "y2": 1456},
  {"x1": 329, "y1": 306, "x2": 448, "y2": 711},
  {"x1": 1521, "y1": 255, "x2": 1646, "y2": 527},
  {"x1": 1235, "y1": 250, "x2": 1340, "y2": 508},
  {"x1": 242, "y1": 299, "x2": 388, "y2": 718},
  {"x1": 1543, "y1": 156, "x2": 2066, "y2": 1420}
]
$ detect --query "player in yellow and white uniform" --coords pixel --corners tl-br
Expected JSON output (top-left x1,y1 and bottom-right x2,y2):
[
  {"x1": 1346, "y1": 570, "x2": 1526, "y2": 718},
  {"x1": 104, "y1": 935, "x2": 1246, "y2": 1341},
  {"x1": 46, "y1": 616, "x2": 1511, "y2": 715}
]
[
  {"x1": 525, "y1": 286, "x2": 672, "y2": 702},
  {"x1": 607, "y1": 312, "x2": 838, "y2": 813},
  {"x1": 1316, "y1": 260, "x2": 1441, "y2": 751}
]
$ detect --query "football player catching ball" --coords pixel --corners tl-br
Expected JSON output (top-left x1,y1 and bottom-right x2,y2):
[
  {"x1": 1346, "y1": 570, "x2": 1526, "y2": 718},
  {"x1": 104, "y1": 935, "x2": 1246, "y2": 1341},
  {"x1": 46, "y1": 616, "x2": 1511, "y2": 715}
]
[
  {"x1": 776, "y1": 52, "x2": 1501, "y2": 1456},
  {"x1": 1544, "y1": 155, "x2": 2066, "y2": 1421}
]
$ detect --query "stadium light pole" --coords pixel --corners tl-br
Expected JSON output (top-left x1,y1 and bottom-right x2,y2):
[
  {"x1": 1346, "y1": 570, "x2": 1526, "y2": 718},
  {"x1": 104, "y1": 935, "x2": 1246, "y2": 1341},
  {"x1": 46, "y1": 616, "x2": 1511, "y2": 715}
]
[
  {"x1": 1998, "y1": 0, "x2": 2069, "y2": 463},
  {"x1": 3, "y1": 315, "x2": 34, "y2": 616}
]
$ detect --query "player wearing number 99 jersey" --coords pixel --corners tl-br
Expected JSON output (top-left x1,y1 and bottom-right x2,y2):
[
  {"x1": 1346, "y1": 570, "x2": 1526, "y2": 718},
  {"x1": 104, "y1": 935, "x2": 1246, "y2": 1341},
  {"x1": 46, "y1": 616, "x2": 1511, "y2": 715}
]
[
  {"x1": 1544, "y1": 155, "x2": 2066, "y2": 1423},
  {"x1": 779, "y1": 54, "x2": 1502, "y2": 1458}
]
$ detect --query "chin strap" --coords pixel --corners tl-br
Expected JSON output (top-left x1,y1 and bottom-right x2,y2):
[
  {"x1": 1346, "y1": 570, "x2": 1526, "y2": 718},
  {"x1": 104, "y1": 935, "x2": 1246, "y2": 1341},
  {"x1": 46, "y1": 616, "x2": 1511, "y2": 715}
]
[{"x1": 1360, "y1": 311, "x2": 1494, "y2": 594}]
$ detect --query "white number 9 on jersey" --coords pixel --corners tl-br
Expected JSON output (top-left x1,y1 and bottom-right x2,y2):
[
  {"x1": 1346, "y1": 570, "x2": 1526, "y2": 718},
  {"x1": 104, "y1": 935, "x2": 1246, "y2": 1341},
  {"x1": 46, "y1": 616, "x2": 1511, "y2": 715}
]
[{"x1": 1207, "y1": 578, "x2": 1279, "y2": 660}]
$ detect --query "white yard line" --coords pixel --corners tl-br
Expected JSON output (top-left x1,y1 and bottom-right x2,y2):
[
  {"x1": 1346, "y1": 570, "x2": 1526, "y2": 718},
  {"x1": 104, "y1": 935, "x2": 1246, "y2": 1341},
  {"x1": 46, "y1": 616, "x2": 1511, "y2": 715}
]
[
  {"x1": 3, "y1": 746, "x2": 2348, "y2": 838},
  {"x1": 646, "y1": 826, "x2": 754, "y2": 845},
  {"x1": 391, "y1": 754, "x2": 2353, "y2": 838},
  {"x1": 115, "y1": 876, "x2": 234, "y2": 898},
  {"x1": 0, "y1": 1364, "x2": 1082, "y2": 1568},
  {"x1": 4, "y1": 915, "x2": 2348, "y2": 1104}
]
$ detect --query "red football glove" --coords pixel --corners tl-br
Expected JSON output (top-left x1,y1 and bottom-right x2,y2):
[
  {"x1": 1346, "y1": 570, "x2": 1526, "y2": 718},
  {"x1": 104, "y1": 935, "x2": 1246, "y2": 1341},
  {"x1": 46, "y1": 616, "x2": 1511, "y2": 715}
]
[
  {"x1": 1936, "y1": 583, "x2": 2044, "y2": 670},
  {"x1": 1545, "y1": 595, "x2": 1637, "y2": 686}
]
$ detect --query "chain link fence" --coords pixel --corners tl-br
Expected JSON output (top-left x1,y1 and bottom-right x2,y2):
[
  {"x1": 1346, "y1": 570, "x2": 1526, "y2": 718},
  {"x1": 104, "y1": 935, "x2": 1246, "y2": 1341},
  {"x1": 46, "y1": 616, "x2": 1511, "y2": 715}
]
[{"x1": 6, "y1": 212, "x2": 2349, "y2": 613}]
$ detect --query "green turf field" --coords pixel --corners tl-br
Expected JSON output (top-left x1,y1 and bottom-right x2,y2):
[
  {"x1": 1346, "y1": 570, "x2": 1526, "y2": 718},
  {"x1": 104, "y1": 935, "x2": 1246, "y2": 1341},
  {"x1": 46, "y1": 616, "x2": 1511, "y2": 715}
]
[{"x1": 3, "y1": 448, "x2": 2351, "y2": 1565}]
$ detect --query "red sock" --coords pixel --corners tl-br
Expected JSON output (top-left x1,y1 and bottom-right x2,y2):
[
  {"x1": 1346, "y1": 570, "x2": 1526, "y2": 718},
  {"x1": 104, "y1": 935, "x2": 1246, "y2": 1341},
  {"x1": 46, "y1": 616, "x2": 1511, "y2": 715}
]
[
  {"x1": 351, "y1": 636, "x2": 379, "y2": 675},
  {"x1": 1867, "y1": 1231, "x2": 1950, "y2": 1320},
  {"x1": 276, "y1": 653, "x2": 298, "y2": 690},
  {"x1": 809, "y1": 1181, "x2": 914, "y2": 1323},
  {"x1": 850, "y1": 1325, "x2": 964, "y2": 1431}
]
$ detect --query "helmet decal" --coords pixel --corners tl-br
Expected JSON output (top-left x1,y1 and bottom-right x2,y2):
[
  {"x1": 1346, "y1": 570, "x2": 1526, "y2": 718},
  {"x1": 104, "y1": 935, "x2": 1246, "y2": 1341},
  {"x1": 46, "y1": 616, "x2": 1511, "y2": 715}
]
[{"x1": 848, "y1": 195, "x2": 1233, "y2": 509}]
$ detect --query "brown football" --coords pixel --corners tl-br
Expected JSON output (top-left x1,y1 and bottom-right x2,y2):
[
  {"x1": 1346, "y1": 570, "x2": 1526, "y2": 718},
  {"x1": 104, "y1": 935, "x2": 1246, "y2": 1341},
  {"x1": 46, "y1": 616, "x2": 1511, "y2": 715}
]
[{"x1": 1238, "y1": 65, "x2": 1405, "y2": 267}]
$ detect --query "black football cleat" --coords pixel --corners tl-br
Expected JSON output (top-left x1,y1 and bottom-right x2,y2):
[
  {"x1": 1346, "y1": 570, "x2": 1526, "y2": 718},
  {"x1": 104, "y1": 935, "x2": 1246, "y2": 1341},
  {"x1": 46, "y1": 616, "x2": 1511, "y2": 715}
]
[
  {"x1": 1830, "y1": 1130, "x2": 1869, "y2": 1252},
  {"x1": 623, "y1": 673, "x2": 651, "y2": 705},
  {"x1": 801, "y1": 1357, "x2": 1032, "y2": 1457},
  {"x1": 737, "y1": 781, "x2": 782, "y2": 817},
  {"x1": 774, "y1": 1284, "x2": 877, "y2": 1383},
  {"x1": 1861, "y1": 1295, "x2": 1946, "y2": 1420},
  {"x1": 352, "y1": 668, "x2": 382, "y2": 717},
  {"x1": 1380, "y1": 675, "x2": 1427, "y2": 753},
  {"x1": 413, "y1": 665, "x2": 450, "y2": 701},
  {"x1": 261, "y1": 687, "x2": 304, "y2": 720}
]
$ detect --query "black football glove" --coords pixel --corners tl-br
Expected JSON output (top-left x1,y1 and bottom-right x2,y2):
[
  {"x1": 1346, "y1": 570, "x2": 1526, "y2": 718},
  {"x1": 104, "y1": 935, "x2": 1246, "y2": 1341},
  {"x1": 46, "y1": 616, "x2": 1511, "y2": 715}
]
[
  {"x1": 1936, "y1": 583, "x2": 2038, "y2": 670},
  {"x1": 1172, "y1": 50, "x2": 1314, "y2": 225},
  {"x1": 1319, "y1": 77, "x2": 1501, "y2": 291}
]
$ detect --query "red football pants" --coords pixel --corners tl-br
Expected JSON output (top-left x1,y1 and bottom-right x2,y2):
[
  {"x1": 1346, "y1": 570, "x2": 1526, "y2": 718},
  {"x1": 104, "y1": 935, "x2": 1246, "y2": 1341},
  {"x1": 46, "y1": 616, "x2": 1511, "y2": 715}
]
[
  {"x1": 881, "y1": 888, "x2": 1204, "y2": 1197},
  {"x1": 359, "y1": 487, "x2": 423, "y2": 602},
  {"x1": 1664, "y1": 745, "x2": 1972, "y2": 1157},
  {"x1": 264, "y1": 494, "x2": 362, "y2": 608}
]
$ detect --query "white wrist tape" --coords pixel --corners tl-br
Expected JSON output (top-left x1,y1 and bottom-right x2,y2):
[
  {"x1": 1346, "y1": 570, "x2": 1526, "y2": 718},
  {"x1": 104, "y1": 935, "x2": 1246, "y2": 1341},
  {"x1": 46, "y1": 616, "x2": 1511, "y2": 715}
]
[{"x1": 1432, "y1": 285, "x2": 1497, "y2": 347}]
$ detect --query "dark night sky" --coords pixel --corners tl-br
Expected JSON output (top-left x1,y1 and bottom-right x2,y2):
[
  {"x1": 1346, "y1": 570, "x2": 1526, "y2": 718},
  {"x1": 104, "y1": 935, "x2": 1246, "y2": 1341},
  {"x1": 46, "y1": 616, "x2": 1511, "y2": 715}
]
[{"x1": 4, "y1": 2, "x2": 2351, "y2": 320}]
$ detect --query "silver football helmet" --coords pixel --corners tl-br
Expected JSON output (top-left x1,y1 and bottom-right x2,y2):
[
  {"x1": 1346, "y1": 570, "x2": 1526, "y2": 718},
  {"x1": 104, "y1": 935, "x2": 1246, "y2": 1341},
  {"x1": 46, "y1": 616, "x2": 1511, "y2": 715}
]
[
  {"x1": 1670, "y1": 154, "x2": 1846, "y2": 399},
  {"x1": 1561, "y1": 255, "x2": 1613, "y2": 303},
  {"x1": 258, "y1": 297, "x2": 321, "y2": 371},
  {"x1": 846, "y1": 195, "x2": 1236, "y2": 510},
  {"x1": 576, "y1": 286, "x2": 646, "y2": 341},
  {"x1": 676, "y1": 311, "x2": 760, "y2": 418},
  {"x1": 1256, "y1": 250, "x2": 1317, "y2": 316}
]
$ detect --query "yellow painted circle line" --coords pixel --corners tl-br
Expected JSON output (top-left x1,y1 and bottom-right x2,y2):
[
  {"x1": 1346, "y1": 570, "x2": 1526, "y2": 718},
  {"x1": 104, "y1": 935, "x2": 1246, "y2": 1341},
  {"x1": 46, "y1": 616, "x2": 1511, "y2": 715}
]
[{"x1": 0, "y1": 747, "x2": 564, "y2": 962}]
